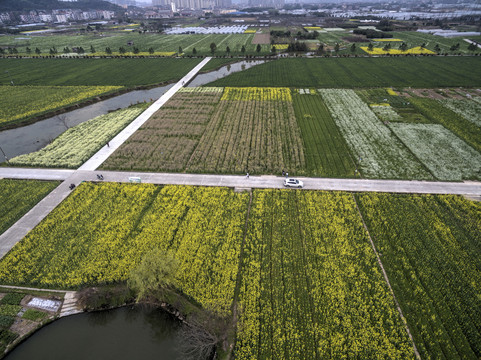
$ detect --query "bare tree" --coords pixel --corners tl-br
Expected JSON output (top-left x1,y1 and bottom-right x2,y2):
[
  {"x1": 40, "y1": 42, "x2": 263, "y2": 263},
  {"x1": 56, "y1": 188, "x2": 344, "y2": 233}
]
[
  {"x1": 178, "y1": 309, "x2": 231, "y2": 360},
  {"x1": 57, "y1": 114, "x2": 70, "y2": 130}
]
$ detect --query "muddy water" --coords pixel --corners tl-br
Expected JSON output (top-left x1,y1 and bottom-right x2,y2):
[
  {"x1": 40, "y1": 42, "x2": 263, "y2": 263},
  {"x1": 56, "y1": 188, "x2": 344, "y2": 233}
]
[{"x1": 5, "y1": 306, "x2": 183, "y2": 360}]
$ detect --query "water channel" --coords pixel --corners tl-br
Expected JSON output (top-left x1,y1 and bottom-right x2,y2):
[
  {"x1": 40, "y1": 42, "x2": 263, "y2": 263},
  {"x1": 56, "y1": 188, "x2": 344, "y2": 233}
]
[
  {"x1": 0, "y1": 60, "x2": 266, "y2": 163},
  {"x1": 5, "y1": 306, "x2": 183, "y2": 360}
]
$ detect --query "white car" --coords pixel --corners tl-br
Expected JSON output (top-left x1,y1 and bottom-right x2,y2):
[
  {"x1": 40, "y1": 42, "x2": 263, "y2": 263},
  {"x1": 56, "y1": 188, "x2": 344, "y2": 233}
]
[{"x1": 284, "y1": 178, "x2": 304, "y2": 188}]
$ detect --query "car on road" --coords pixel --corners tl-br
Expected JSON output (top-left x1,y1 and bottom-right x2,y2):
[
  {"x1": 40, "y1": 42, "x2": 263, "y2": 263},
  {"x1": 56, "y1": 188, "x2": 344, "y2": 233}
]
[{"x1": 284, "y1": 178, "x2": 303, "y2": 188}]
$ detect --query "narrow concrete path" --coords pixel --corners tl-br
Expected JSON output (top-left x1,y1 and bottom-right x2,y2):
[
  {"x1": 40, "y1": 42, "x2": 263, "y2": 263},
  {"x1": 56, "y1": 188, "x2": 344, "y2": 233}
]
[
  {"x1": 0, "y1": 168, "x2": 74, "y2": 181},
  {"x1": 78, "y1": 57, "x2": 212, "y2": 171}
]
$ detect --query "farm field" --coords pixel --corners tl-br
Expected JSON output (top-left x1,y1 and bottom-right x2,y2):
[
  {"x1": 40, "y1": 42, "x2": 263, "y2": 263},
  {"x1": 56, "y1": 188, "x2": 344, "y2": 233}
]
[
  {"x1": 100, "y1": 86, "x2": 481, "y2": 180},
  {"x1": 206, "y1": 57, "x2": 481, "y2": 88},
  {"x1": 0, "y1": 33, "x2": 270, "y2": 56},
  {"x1": 102, "y1": 87, "x2": 305, "y2": 175},
  {"x1": 0, "y1": 179, "x2": 59, "y2": 236},
  {"x1": 0, "y1": 183, "x2": 249, "y2": 315},
  {"x1": 2, "y1": 185, "x2": 480, "y2": 358},
  {"x1": 0, "y1": 85, "x2": 123, "y2": 129},
  {"x1": 0, "y1": 58, "x2": 202, "y2": 86},
  {"x1": 237, "y1": 190, "x2": 415, "y2": 359},
  {"x1": 318, "y1": 89, "x2": 432, "y2": 179},
  {"x1": 356, "y1": 193, "x2": 481, "y2": 359},
  {"x1": 9, "y1": 105, "x2": 148, "y2": 168},
  {"x1": 389, "y1": 123, "x2": 481, "y2": 180},
  {"x1": 410, "y1": 97, "x2": 481, "y2": 154},
  {"x1": 292, "y1": 93, "x2": 356, "y2": 177}
]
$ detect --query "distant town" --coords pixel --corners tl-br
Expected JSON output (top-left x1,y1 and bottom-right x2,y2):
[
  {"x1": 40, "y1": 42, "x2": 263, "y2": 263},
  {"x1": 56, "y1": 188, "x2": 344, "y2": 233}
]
[{"x1": 1, "y1": 0, "x2": 480, "y2": 28}]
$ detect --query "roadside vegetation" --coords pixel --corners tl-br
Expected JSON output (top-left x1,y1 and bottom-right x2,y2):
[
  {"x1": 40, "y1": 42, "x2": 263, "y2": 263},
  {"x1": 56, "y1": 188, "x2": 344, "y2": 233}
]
[
  {"x1": 0, "y1": 85, "x2": 122, "y2": 129},
  {"x1": 0, "y1": 179, "x2": 59, "y2": 236}
]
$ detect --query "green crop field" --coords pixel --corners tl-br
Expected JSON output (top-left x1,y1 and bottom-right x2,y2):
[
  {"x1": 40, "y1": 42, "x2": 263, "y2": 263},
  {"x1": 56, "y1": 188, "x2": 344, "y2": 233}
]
[
  {"x1": 0, "y1": 33, "x2": 270, "y2": 56},
  {"x1": 207, "y1": 57, "x2": 481, "y2": 88},
  {"x1": 0, "y1": 85, "x2": 123, "y2": 129},
  {"x1": 237, "y1": 190, "x2": 415, "y2": 359},
  {"x1": 0, "y1": 179, "x2": 59, "y2": 236},
  {"x1": 292, "y1": 93, "x2": 356, "y2": 177},
  {"x1": 0, "y1": 58, "x2": 202, "y2": 86},
  {"x1": 356, "y1": 193, "x2": 481, "y2": 359}
]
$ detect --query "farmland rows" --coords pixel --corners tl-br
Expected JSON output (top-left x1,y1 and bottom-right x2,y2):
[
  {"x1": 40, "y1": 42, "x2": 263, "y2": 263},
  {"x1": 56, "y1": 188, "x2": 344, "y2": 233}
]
[
  {"x1": 236, "y1": 190, "x2": 415, "y2": 359},
  {"x1": 9, "y1": 105, "x2": 147, "y2": 168},
  {"x1": 389, "y1": 123, "x2": 481, "y2": 180},
  {"x1": 104, "y1": 87, "x2": 305, "y2": 174},
  {"x1": 0, "y1": 33, "x2": 268, "y2": 56},
  {"x1": 188, "y1": 88, "x2": 304, "y2": 174},
  {"x1": 0, "y1": 184, "x2": 249, "y2": 315},
  {"x1": 356, "y1": 193, "x2": 481, "y2": 359},
  {"x1": 1, "y1": 183, "x2": 480, "y2": 359},
  {"x1": 0, "y1": 85, "x2": 122, "y2": 128},
  {"x1": 318, "y1": 89, "x2": 432, "y2": 179},
  {"x1": 0, "y1": 179, "x2": 59, "y2": 236},
  {"x1": 207, "y1": 57, "x2": 481, "y2": 88},
  {"x1": 102, "y1": 89, "x2": 222, "y2": 172},
  {"x1": 0, "y1": 58, "x2": 202, "y2": 86},
  {"x1": 292, "y1": 94, "x2": 356, "y2": 177},
  {"x1": 410, "y1": 97, "x2": 481, "y2": 154},
  {"x1": 438, "y1": 98, "x2": 481, "y2": 127}
]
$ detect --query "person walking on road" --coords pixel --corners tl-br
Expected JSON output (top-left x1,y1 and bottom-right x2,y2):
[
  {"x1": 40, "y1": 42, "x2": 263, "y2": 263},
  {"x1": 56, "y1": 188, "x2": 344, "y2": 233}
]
[
  {"x1": 285, "y1": 172, "x2": 288, "y2": 178},
  {"x1": 246, "y1": 172, "x2": 249, "y2": 179}
]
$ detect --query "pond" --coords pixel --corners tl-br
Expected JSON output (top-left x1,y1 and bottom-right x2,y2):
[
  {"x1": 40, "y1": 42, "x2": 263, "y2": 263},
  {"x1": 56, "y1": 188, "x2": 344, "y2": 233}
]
[{"x1": 5, "y1": 306, "x2": 184, "y2": 360}]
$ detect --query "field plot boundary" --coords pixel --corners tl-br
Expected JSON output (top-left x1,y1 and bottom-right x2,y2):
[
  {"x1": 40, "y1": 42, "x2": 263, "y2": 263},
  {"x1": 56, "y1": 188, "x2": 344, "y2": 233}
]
[{"x1": 353, "y1": 194, "x2": 421, "y2": 360}]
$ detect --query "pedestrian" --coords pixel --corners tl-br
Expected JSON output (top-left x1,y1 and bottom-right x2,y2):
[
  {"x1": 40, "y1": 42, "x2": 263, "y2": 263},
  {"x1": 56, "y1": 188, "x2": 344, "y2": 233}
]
[
  {"x1": 285, "y1": 172, "x2": 288, "y2": 178},
  {"x1": 246, "y1": 172, "x2": 249, "y2": 179},
  {"x1": 107, "y1": 142, "x2": 109, "y2": 147},
  {"x1": 282, "y1": 170, "x2": 285, "y2": 177}
]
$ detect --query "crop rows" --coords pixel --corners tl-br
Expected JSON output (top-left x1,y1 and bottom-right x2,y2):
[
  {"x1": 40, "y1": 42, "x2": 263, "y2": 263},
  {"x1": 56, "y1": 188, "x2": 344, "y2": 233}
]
[
  {"x1": 0, "y1": 85, "x2": 122, "y2": 128},
  {"x1": 0, "y1": 58, "x2": 202, "y2": 86},
  {"x1": 1, "y1": 185, "x2": 480, "y2": 359},
  {"x1": 9, "y1": 105, "x2": 147, "y2": 168},
  {"x1": 292, "y1": 93, "x2": 356, "y2": 177},
  {"x1": 207, "y1": 57, "x2": 481, "y2": 88},
  {"x1": 102, "y1": 89, "x2": 222, "y2": 172},
  {"x1": 0, "y1": 179, "x2": 59, "y2": 236},
  {"x1": 0, "y1": 183, "x2": 249, "y2": 315},
  {"x1": 438, "y1": 98, "x2": 481, "y2": 128},
  {"x1": 356, "y1": 193, "x2": 481, "y2": 359},
  {"x1": 319, "y1": 89, "x2": 431, "y2": 179},
  {"x1": 188, "y1": 90, "x2": 304, "y2": 174},
  {"x1": 410, "y1": 97, "x2": 481, "y2": 154},
  {"x1": 389, "y1": 123, "x2": 481, "y2": 180},
  {"x1": 236, "y1": 190, "x2": 415, "y2": 359},
  {"x1": 0, "y1": 33, "x2": 268, "y2": 56},
  {"x1": 103, "y1": 87, "x2": 305, "y2": 174}
]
